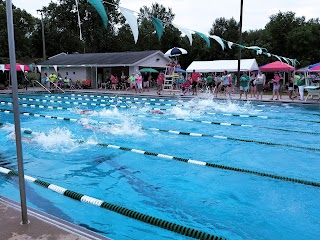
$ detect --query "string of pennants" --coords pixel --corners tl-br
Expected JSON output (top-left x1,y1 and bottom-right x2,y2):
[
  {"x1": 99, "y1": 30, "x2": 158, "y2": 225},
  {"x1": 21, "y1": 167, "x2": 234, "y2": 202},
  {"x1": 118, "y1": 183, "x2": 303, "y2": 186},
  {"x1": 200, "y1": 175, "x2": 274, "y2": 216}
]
[{"x1": 84, "y1": 1, "x2": 298, "y2": 66}]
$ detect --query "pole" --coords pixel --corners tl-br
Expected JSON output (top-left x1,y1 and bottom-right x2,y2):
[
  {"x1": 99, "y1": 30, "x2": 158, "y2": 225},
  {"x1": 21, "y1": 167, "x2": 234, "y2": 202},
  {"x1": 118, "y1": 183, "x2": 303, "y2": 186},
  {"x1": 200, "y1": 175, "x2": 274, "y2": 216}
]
[
  {"x1": 37, "y1": 10, "x2": 46, "y2": 61},
  {"x1": 5, "y1": 0, "x2": 29, "y2": 224},
  {"x1": 237, "y1": 0, "x2": 244, "y2": 83}
]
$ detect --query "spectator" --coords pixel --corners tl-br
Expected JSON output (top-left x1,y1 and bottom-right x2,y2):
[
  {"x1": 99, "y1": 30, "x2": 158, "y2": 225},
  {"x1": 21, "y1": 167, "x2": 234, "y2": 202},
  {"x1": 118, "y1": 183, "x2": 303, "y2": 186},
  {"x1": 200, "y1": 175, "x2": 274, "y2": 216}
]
[
  {"x1": 23, "y1": 71, "x2": 29, "y2": 90},
  {"x1": 191, "y1": 69, "x2": 200, "y2": 95},
  {"x1": 249, "y1": 73, "x2": 256, "y2": 98},
  {"x1": 156, "y1": 72, "x2": 165, "y2": 95},
  {"x1": 136, "y1": 72, "x2": 143, "y2": 93},
  {"x1": 255, "y1": 70, "x2": 266, "y2": 100},
  {"x1": 270, "y1": 72, "x2": 280, "y2": 100},
  {"x1": 239, "y1": 71, "x2": 250, "y2": 100},
  {"x1": 297, "y1": 72, "x2": 306, "y2": 100}
]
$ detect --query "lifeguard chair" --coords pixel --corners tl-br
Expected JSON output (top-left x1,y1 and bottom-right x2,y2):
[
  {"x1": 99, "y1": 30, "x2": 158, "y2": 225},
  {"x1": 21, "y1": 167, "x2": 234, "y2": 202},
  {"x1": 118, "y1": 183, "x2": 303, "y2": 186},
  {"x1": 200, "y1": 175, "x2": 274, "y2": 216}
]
[{"x1": 163, "y1": 63, "x2": 180, "y2": 95}]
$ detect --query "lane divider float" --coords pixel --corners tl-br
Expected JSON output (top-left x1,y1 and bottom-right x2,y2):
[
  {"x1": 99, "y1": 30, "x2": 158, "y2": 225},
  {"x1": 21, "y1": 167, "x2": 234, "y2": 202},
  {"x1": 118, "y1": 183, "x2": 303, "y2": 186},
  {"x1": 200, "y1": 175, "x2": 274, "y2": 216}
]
[
  {"x1": 0, "y1": 166, "x2": 225, "y2": 240},
  {"x1": 2, "y1": 124, "x2": 318, "y2": 188}
]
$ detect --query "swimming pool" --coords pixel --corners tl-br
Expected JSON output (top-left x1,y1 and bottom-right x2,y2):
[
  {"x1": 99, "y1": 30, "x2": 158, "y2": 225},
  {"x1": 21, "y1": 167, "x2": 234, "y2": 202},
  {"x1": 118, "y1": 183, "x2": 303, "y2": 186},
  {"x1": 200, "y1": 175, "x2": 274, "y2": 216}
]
[{"x1": 0, "y1": 93, "x2": 319, "y2": 240}]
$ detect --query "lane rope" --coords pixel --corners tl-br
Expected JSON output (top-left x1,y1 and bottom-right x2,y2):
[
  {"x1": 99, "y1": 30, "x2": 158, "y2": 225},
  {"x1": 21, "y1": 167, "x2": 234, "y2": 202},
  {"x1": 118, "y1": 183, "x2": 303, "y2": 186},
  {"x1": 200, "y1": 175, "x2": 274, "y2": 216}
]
[
  {"x1": 1, "y1": 125, "x2": 319, "y2": 188},
  {"x1": 0, "y1": 166, "x2": 226, "y2": 240},
  {"x1": 1, "y1": 107, "x2": 319, "y2": 152},
  {"x1": 1, "y1": 100, "x2": 319, "y2": 136}
]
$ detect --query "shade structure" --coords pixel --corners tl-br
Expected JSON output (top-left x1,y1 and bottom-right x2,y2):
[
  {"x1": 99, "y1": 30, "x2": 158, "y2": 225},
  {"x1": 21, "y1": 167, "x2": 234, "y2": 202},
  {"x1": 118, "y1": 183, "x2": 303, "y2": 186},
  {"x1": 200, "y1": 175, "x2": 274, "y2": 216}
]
[
  {"x1": 139, "y1": 67, "x2": 159, "y2": 73},
  {"x1": 164, "y1": 47, "x2": 188, "y2": 57},
  {"x1": 259, "y1": 61, "x2": 294, "y2": 72},
  {"x1": 4, "y1": 63, "x2": 30, "y2": 72},
  {"x1": 308, "y1": 64, "x2": 320, "y2": 72}
]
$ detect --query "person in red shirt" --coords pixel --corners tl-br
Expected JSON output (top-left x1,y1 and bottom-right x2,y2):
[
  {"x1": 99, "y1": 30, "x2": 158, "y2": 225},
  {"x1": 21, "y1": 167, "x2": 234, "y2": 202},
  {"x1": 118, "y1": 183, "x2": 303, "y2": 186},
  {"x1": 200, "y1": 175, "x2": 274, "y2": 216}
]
[
  {"x1": 191, "y1": 69, "x2": 200, "y2": 95},
  {"x1": 181, "y1": 77, "x2": 192, "y2": 96},
  {"x1": 156, "y1": 72, "x2": 165, "y2": 95},
  {"x1": 111, "y1": 74, "x2": 117, "y2": 90}
]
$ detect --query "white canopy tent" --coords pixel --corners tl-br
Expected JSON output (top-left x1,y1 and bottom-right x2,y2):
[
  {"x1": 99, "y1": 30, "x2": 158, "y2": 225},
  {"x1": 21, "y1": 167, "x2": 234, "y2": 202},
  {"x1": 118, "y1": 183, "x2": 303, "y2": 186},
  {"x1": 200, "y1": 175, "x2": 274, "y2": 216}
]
[{"x1": 186, "y1": 59, "x2": 259, "y2": 73}]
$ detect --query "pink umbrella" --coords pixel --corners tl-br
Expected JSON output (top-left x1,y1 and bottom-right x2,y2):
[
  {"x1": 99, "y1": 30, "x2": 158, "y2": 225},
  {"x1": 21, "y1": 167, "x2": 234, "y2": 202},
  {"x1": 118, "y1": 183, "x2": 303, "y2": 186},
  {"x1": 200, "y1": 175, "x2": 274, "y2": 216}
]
[{"x1": 4, "y1": 63, "x2": 31, "y2": 72}]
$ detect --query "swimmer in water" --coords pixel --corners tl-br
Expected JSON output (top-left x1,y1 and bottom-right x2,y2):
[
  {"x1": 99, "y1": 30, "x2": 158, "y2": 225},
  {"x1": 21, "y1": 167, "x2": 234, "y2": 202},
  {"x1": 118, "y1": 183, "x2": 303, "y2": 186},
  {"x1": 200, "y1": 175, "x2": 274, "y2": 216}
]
[
  {"x1": 79, "y1": 109, "x2": 94, "y2": 115},
  {"x1": 150, "y1": 109, "x2": 164, "y2": 114}
]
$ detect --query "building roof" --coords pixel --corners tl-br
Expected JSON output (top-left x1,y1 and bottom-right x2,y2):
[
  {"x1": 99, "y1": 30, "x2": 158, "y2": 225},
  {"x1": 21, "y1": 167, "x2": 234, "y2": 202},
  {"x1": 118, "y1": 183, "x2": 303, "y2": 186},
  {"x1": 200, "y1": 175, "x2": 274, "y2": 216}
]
[{"x1": 38, "y1": 50, "x2": 165, "y2": 66}]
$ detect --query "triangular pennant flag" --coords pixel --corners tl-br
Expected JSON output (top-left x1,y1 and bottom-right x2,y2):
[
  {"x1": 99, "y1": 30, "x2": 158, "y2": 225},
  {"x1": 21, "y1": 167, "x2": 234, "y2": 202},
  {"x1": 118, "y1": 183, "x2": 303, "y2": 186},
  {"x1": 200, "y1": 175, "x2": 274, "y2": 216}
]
[
  {"x1": 87, "y1": 0, "x2": 108, "y2": 28},
  {"x1": 209, "y1": 35, "x2": 225, "y2": 50},
  {"x1": 37, "y1": 65, "x2": 42, "y2": 73},
  {"x1": 282, "y1": 57, "x2": 291, "y2": 65},
  {"x1": 29, "y1": 64, "x2": 33, "y2": 70},
  {"x1": 20, "y1": 65, "x2": 25, "y2": 72},
  {"x1": 0, "y1": 64, "x2": 5, "y2": 72},
  {"x1": 53, "y1": 65, "x2": 58, "y2": 72},
  {"x1": 151, "y1": 17, "x2": 163, "y2": 41},
  {"x1": 46, "y1": 65, "x2": 50, "y2": 70},
  {"x1": 172, "y1": 23, "x2": 193, "y2": 46},
  {"x1": 119, "y1": 7, "x2": 139, "y2": 43},
  {"x1": 273, "y1": 55, "x2": 283, "y2": 62},
  {"x1": 194, "y1": 31, "x2": 210, "y2": 47},
  {"x1": 227, "y1": 41, "x2": 233, "y2": 49}
]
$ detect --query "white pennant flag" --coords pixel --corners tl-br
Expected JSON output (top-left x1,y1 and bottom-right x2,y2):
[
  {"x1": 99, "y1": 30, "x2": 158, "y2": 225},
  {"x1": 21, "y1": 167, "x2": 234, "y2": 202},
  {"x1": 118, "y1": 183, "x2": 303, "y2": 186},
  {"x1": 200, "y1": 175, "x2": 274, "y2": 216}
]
[
  {"x1": 209, "y1": 35, "x2": 225, "y2": 50},
  {"x1": 119, "y1": 7, "x2": 138, "y2": 43},
  {"x1": 172, "y1": 23, "x2": 193, "y2": 46},
  {"x1": 20, "y1": 65, "x2": 25, "y2": 72},
  {"x1": 53, "y1": 65, "x2": 58, "y2": 72},
  {"x1": 37, "y1": 65, "x2": 42, "y2": 73},
  {"x1": 0, "y1": 64, "x2": 5, "y2": 72},
  {"x1": 227, "y1": 41, "x2": 233, "y2": 49}
]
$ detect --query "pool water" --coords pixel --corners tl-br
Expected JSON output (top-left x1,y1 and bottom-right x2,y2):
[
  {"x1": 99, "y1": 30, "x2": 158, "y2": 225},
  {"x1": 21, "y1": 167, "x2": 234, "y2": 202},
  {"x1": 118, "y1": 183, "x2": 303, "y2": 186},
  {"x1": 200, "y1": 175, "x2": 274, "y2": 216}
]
[{"x1": 0, "y1": 93, "x2": 319, "y2": 240}]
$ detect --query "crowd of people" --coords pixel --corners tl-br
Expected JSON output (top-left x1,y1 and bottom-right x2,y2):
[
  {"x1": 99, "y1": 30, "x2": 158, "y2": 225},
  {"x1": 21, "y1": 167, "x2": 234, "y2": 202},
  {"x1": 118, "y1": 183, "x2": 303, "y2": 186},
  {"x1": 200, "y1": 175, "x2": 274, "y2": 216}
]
[{"x1": 31, "y1": 67, "x2": 313, "y2": 102}]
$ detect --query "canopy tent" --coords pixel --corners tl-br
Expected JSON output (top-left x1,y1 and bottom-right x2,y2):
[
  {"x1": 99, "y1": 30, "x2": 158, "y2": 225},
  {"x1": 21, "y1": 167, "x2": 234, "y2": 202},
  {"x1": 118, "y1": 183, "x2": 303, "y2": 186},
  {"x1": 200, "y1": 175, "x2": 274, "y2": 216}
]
[
  {"x1": 186, "y1": 59, "x2": 259, "y2": 73},
  {"x1": 259, "y1": 61, "x2": 294, "y2": 72},
  {"x1": 308, "y1": 64, "x2": 320, "y2": 72},
  {"x1": 4, "y1": 63, "x2": 31, "y2": 72}
]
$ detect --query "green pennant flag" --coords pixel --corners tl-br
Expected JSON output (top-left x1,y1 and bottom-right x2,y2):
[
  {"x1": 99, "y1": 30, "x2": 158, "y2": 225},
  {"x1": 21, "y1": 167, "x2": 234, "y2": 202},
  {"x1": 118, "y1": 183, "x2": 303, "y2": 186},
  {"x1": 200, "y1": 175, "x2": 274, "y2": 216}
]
[
  {"x1": 151, "y1": 17, "x2": 163, "y2": 40},
  {"x1": 195, "y1": 31, "x2": 210, "y2": 47},
  {"x1": 87, "y1": 0, "x2": 108, "y2": 28}
]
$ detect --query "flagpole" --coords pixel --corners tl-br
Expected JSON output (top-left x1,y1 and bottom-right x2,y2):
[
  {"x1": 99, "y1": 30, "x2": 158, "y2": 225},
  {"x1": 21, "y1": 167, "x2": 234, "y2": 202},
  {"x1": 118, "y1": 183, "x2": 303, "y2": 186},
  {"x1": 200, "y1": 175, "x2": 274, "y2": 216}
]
[{"x1": 6, "y1": 0, "x2": 29, "y2": 224}]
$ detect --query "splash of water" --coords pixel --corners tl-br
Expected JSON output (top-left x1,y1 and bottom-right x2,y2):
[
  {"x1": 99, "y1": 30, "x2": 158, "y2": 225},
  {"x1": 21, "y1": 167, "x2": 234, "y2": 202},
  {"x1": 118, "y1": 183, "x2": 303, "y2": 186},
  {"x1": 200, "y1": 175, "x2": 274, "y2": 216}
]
[{"x1": 32, "y1": 127, "x2": 79, "y2": 153}]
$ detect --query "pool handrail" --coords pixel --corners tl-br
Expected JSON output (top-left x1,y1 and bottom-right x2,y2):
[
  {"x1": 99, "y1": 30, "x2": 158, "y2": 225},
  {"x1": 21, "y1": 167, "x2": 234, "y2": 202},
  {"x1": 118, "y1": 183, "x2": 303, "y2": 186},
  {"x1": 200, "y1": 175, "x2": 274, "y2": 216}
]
[{"x1": 31, "y1": 80, "x2": 51, "y2": 93}]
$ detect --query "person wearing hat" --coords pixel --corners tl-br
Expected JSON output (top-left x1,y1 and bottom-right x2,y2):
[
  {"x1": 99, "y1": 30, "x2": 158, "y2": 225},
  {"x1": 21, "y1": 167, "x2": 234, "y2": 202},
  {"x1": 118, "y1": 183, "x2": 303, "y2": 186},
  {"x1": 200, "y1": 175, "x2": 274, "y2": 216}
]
[{"x1": 23, "y1": 71, "x2": 29, "y2": 90}]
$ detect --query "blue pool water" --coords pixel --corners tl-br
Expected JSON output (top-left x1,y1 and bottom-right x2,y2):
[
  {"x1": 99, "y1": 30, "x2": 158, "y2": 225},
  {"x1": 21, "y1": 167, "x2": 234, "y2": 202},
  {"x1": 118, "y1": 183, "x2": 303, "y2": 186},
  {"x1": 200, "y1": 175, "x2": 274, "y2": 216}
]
[{"x1": 0, "y1": 93, "x2": 319, "y2": 240}]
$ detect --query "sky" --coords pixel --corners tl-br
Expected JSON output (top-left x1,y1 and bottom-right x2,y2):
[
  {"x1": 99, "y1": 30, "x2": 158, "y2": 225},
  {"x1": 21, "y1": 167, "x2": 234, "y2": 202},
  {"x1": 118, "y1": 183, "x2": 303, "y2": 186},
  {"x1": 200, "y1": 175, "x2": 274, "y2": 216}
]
[{"x1": 11, "y1": 0, "x2": 320, "y2": 34}]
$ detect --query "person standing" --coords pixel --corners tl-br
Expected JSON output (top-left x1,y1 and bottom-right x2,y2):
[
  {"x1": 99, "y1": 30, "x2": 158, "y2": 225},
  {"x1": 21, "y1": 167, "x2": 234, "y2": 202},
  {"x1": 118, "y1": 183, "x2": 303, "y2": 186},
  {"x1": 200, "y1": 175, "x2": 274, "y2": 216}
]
[
  {"x1": 191, "y1": 69, "x2": 200, "y2": 95},
  {"x1": 249, "y1": 73, "x2": 257, "y2": 98},
  {"x1": 156, "y1": 72, "x2": 165, "y2": 95},
  {"x1": 297, "y1": 72, "x2": 306, "y2": 100},
  {"x1": 270, "y1": 72, "x2": 280, "y2": 100},
  {"x1": 23, "y1": 71, "x2": 29, "y2": 90},
  {"x1": 222, "y1": 70, "x2": 231, "y2": 98},
  {"x1": 136, "y1": 72, "x2": 143, "y2": 93},
  {"x1": 231, "y1": 72, "x2": 237, "y2": 93},
  {"x1": 110, "y1": 74, "x2": 117, "y2": 90},
  {"x1": 129, "y1": 73, "x2": 137, "y2": 93},
  {"x1": 255, "y1": 70, "x2": 266, "y2": 100},
  {"x1": 239, "y1": 71, "x2": 250, "y2": 100}
]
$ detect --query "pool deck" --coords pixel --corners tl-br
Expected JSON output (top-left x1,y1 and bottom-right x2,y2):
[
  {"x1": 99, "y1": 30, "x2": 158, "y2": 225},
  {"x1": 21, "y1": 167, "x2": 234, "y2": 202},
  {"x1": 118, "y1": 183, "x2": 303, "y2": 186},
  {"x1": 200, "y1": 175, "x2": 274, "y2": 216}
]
[
  {"x1": 0, "y1": 86, "x2": 318, "y2": 240},
  {"x1": 0, "y1": 86, "x2": 319, "y2": 104},
  {"x1": 0, "y1": 197, "x2": 110, "y2": 240}
]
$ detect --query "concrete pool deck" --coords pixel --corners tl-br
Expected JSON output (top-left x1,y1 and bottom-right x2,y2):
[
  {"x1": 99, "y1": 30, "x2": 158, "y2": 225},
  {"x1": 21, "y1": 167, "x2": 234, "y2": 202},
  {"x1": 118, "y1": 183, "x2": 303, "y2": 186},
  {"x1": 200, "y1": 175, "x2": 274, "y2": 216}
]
[{"x1": 0, "y1": 197, "x2": 110, "y2": 240}]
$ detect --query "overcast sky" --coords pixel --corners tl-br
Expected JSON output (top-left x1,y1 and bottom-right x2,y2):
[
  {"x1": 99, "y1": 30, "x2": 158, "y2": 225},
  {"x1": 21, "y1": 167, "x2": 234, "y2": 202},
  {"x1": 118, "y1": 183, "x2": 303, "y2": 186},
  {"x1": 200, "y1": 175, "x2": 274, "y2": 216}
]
[{"x1": 12, "y1": 0, "x2": 320, "y2": 33}]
